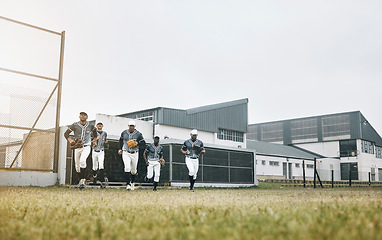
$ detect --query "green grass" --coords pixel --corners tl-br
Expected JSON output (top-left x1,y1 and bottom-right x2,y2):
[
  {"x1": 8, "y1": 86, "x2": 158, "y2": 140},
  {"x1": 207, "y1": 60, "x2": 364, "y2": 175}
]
[{"x1": 0, "y1": 185, "x2": 381, "y2": 240}]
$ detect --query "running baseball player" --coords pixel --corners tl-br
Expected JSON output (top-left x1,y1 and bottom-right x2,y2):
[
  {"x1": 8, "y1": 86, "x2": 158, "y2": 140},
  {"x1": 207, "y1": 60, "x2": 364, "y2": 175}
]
[
  {"x1": 92, "y1": 121, "x2": 108, "y2": 188},
  {"x1": 118, "y1": 120, "x2": 145, "y2": 190},
  {"x1": 181, "y1": 129, "x2": 205, "y2": 191},
  {"x1": 64, "y1": 112, "x2": 98, "y2": 189},
  {"x1": 144, "y1": 136, "x2": 164, "y2": 191}
]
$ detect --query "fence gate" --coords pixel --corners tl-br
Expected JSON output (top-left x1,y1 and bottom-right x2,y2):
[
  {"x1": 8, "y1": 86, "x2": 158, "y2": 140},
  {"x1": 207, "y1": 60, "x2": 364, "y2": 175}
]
[{"x1": 0, "y1": 16, "x2": 64, "y2": 172}]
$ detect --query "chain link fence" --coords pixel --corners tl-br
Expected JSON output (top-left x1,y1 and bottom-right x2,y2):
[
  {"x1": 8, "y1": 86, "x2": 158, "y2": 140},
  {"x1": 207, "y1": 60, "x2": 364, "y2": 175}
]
[{"x1": 0, "y1": 16, "x2": 64, "y2": 172}]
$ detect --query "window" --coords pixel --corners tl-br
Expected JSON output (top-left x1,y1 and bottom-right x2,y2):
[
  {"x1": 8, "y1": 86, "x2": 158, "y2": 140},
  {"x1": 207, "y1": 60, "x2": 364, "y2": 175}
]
[
  {"x1": 295, "y1": 163, "x2": 300, "y2": 168},
  {"x1": 322, "y1": 114, "x2": 350, "y2": 140},
  {"x1": 269, "y1": 161, "x2": 279, "y2": 166},
  {"x1": 261, "y1": 123, "x2": 283, "y2": 143},
  {"x1": 133, "y1": 111, "x2": 154, "y2": 122},
  {"x1": 261, "y1": 160, "x2": 266, "y2": 165},
  {"x1": 376, "y1": 146, "x2": 382, "y2": 159},
  {"x1": 361, "y1": 140, "x2": 374, "y2": 154},
  {"x1": 218, "y1": 129, "x2": 244, "y2": 142},
  {"x1": 339, "y1": 140, "x2": 357, "y2": 157},
  {"x1": 291, "y1": 118, "x2": 318, "y2": 143},
  {"x1": 306, "y1": 164, "x2": 314, "y2": 169}
]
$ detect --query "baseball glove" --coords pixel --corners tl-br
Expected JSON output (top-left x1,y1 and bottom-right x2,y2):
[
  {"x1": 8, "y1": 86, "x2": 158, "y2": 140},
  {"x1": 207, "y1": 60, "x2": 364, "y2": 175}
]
[
  {"x1": 127, "y1": 139, "x2": 138, "y2": 148},
  {"x1": 192, "y1": 144, "x2": 202, "y2": 153},
  {"x1": 70, "y1": 139, "x2": 84, "y2": 149},
  {"x1": 159, "y1": 158, "x2": 165, "y2": 166}
]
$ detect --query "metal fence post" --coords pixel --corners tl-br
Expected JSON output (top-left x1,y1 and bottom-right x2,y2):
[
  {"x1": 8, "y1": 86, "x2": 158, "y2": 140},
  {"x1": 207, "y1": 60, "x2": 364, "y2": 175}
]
[
  {"x1": 331, "y1": 170, "x2": 334, "y2": 188},
  {"x1": 368, "y1": 172, "x2": 371, "y2": 187},
  {"x1": 302, "y1": 160, "x2": 306, "y2": 188},
  {"x1": 349, "y1": 170, "x2": 352, "y2": 187},
  {"x1": 314, "y1": 158, "x2": 316, "y2": 188}
]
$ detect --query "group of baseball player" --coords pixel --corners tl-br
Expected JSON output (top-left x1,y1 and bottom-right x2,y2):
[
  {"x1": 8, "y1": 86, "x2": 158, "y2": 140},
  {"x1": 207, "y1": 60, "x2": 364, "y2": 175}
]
[{"x1": 64, "y1": 112, "x2": 205, "y2": 191}]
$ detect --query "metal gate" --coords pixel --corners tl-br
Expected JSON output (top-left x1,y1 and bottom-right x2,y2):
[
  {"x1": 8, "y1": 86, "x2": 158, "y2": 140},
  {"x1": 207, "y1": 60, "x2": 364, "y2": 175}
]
[{"x1": 0, "y1": 16, "x2": 65, "y2": 172}]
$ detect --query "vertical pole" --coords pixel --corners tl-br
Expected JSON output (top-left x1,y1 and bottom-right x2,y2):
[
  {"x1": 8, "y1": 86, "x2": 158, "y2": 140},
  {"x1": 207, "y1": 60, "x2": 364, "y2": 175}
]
[
  {"x1": 314, "y1": 158, "x2": 317, "y2": 188},
  {"x1": 302, "y1": 160, "x2": 306, "y2": 188},
  {"x1": 169, "y1": 144, "x2": 173, "y2": 183},
  {"x1": 349, "y1": 169, "x2": 352, "y2": 187},
  {"x1": 228, "y1": 152, "x2": 230, "y2": 183},
  {"x1": 368, "y1": 172, "x2": 371, "y2": 187},
  {"x1": 331, "y1": 170, "x2": 334, "y2": 188},
  {"x1": 54, "y1": 31, "x2": 65, "y2": 173}
]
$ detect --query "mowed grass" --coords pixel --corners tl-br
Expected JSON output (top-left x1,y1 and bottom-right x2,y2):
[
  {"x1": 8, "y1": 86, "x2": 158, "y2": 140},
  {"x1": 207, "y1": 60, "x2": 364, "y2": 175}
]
[{"x1": 0, "y1": 185, "x2": 381, "y2": 240}]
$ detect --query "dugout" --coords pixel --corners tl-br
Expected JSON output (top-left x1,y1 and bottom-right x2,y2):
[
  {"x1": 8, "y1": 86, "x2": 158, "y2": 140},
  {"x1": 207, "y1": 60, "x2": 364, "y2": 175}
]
[{"x1": 65, "y1": 139, "x2": 257, "y2": 187}]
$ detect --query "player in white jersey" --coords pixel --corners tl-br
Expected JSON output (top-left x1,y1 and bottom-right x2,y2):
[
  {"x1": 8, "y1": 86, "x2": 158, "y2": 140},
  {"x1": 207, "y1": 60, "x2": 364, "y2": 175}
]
[{"x1": 144, "y1": 136, "x2": 164, "y2": 191}]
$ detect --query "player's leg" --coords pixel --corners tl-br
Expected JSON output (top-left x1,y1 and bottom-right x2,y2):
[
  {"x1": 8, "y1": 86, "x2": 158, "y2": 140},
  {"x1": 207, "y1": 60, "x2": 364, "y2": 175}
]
[
  {"x1": 92, "y1": 151, "x2": 99, "y2": 184},
  {"x1": 122, "y1": 151, "x2": 132, "y2": 190},
  {"x1": 153, "y1": 162, "x2": 160, "y2": 191},
  {"x1": 147, "y1": 161, "x2": 154, "y2": 180},
  {"x1": 185, "y1": 157, "x2": 195, "y2": 191},
  {"x1": 130, "y1": 152, "x2": 139, "y2": 190},
  {"x1": 79, "y1": 146, "x2": 91, "y2": 186},
  {"x1": 192, "y1": 158, "x2": 199, "y2": 189},
  {"x1": 98, "y1": 151, "x2": 106, "y2": 183}
]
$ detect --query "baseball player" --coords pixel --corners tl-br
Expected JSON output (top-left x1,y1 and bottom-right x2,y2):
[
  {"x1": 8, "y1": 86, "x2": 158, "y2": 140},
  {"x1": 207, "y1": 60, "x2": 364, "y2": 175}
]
[
  {"x1": 92, "y1": 121, "x2": 108, "y2": 188},
  {"x1": 144, "y1": 136, "x2": 164, "y2": 191},
  {"x1": 181, "y1": 129, "x2": 205, "y2": 191},
  {"x1": 64, "y1": 112, "x2": 98, "y2": 189},
  {"x1": 118, "y1": 120, "x2": 145, "y2": 190}
]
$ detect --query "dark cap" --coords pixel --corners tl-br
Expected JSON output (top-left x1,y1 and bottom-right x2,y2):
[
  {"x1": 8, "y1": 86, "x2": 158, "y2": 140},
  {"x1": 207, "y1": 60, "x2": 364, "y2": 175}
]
[
  {"x1": 79, "y1": 112, "x2": 88, "y2": 116},
  {"x1": 154, "y1": 136, "x2": 160, "y2": 139}
]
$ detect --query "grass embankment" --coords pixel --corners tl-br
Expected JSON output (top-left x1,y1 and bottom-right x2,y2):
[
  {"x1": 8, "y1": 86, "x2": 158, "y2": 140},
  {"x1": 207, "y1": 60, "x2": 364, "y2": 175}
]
[{"x1": 0, "y1": 185, "x2": 381, "y2": 240}]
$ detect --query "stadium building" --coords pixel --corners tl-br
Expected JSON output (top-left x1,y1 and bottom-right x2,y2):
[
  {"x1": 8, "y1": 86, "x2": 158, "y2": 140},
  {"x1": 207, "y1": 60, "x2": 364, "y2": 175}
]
[{"x1": 247, "y1": 111, "x2": 382, "y2": 181}]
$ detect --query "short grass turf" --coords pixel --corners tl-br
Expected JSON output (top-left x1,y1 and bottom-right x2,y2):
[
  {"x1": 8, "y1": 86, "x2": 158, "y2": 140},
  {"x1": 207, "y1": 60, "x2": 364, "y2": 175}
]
[{"x1": 0, "y1": 185, "x2": 381, "y2": 240}]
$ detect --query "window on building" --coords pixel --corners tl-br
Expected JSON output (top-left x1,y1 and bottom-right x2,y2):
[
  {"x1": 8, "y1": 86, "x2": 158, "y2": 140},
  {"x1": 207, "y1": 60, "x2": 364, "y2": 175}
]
[
  {"x1": 133, "y1": 111, "x2": 154, "y2": 122},
  {"x1": 339, "y1": 140, "x2": 357, "y2": 157},
  {"x1": 306, "y1": 164, "x2": 314, "y2": 169},
  {"x1": 217, "y1": 129, "x2": 244, "y2": 142},
  {"x1": 269, "y1": 161, "x2": 279, "y2": 166},
  {"x1": 322, "y1": 114, "x2": 351, "y2": 140},
  {"x1": 361, "y1": 140, "x2": 374, "y2": 154},
  {"x1": 261, "y1": 160, "x2": 266, "y2": 165},
  {"x1": 261, "y1": 122, "x2": 283, "y2": 143},
  {"x1": 291, "y1": 118, "x2": 318, "y2": 143},
  {"x1": 295, "y1": 163, "x2": 300, "y2": 168},
  {"x1": 376, "y1": 146, "x2": 382, "y2": 159}
]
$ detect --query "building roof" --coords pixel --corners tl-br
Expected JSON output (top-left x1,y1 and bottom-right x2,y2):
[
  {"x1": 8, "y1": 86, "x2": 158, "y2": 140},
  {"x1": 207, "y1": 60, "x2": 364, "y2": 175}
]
[
  {"x1": 118, "y1": 99, "x2": 248, "y2": 133},
  {"x1": 246, "y1": 139, "x2": 323, "y2": 160}
]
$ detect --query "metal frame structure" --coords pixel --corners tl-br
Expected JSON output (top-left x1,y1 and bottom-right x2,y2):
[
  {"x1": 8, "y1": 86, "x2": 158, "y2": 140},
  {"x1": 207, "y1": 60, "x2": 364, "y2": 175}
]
[{"x1": 0, "y1": 16, "x2": 65, "y2": 173}]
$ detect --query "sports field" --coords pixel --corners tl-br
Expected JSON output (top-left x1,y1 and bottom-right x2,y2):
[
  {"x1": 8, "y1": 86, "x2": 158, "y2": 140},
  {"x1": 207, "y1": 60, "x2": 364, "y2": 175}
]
[{"x1": 0, "y1": 184, "x2": 381, "y2": 240}]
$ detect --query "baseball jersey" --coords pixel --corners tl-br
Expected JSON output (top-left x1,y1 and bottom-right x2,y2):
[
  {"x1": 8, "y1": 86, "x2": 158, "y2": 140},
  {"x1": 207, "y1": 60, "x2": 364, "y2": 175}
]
[
  {"x1": 182, "y1": 138, "x2": 204, "y2": 159},
  {"x1": 119, "y1": 129, "x2": 144, "y2": 151},
  {"x1": 93, "y1": 131, "x2": 107, "y2": 151},
  {"x1": 145, "y1": 143, "x2": 163, "y2": 161},
  {"x1": 67, "y1": 121, "x2": 97, "y2": 145}
]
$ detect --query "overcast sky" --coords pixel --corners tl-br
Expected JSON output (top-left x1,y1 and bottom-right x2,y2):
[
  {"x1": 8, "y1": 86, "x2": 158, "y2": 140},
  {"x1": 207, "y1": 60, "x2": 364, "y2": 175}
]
[{"x1": 1, "y1": 0, "x2": 382, "y2": 134}]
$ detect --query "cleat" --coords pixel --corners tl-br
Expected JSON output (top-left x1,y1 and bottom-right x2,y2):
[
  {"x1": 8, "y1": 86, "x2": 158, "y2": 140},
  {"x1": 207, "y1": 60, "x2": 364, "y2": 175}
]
[
  {"x1": 100, "y1": 182, "x2": 105, "y2": 189},
  {"x1": 79, "y1": 184, "x2": 86, "y2": 190},
  {"x1": 189, "y1": 187, "x2": 194, "y2": 192},
  {"x1": 126, "y1": 184, "x2": 131, "y2": 191},
  {"x1": 153, "y1": 188, "x2": 157, "y2": 191},
  {"x1": 131, "y1": 183, "x2": 135, "y2": 191}
]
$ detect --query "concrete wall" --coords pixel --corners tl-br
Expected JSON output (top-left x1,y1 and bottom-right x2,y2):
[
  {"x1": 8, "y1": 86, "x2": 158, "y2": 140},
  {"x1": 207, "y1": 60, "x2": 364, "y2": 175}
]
[{"x1": 0, "y1": 172, "x2": 58, "y2": 186}]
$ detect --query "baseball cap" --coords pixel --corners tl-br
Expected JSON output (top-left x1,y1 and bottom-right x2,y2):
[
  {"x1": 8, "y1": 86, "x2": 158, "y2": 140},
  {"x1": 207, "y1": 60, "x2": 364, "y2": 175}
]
[
  {"x1": 96, "y1": 121, "x2": 103, "y2": 125},
  {"x1": 128, "y1": 120, "x2": 136, "y2": 126},
  {"x1": 79, "y1": 112, "x2": 87, "y2": 116},
  {"x1": 154, "y1": 136, "x2": 160, "y2": 139},
  {"x1": 190, "y1": 129, "x2": 198, "y2": 135}
]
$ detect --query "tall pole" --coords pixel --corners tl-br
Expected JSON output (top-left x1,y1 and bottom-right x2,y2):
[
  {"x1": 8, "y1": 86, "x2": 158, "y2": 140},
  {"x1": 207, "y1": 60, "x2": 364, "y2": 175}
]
[
  {"x1": 313, "y1": 158, "x2": 317, "y2": 188},
  {"x1": 302, "y1": 160, "x2": 306, "y2": 188},
  {"x1": 53, "y1": 31, "x2": 65, "y2": 173}
]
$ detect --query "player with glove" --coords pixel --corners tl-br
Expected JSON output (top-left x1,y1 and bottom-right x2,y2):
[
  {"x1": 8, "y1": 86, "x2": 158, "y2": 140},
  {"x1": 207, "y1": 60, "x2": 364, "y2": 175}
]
[
  {"x1": 91, "y1": 121, "x2": 108, "y2": 188},
  {"x1": 64, "y1": 112, "x2": 98, "y2": 190},
  {"x1": 118, "y1": 120, "x2": 145, "y2": 190},
  {"x1": 144, "y1": 136, "x2": 165, "y2": 191},
  {"x1": 181, "y1": 129, "x2": 206, "y2": 191}
]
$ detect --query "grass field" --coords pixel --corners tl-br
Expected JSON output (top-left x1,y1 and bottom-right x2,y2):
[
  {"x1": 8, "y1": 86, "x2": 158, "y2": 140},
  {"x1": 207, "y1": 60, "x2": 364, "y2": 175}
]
[{"x1": 1, "y1": 184, "x2": 381, "y2": 240}]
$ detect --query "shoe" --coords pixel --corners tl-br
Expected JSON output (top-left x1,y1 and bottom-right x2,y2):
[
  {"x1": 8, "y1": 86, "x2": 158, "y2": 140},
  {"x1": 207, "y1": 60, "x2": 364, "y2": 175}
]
[
  {"x1": 131, "y1": 183, "x2": 135, "y2": 191},
  {"x1": 104, "y1": 177, "x2": 109, "y2": 186},
  {"x1": 189, "y1": 186, "x2": 194, "y2": 192},
  {"x1": 153, "y1": 188, "x2": 157, "y2": 191},
  {"x1": 126, "y1": 184, "x2": 131, "y2": 190},
  {"x1": 100, "y1": 182, "x2": 105, "y2": 189}
]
